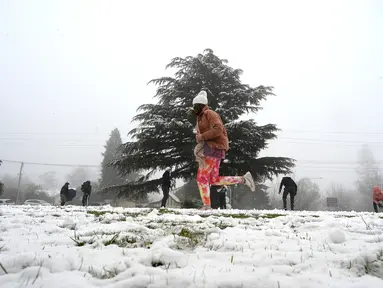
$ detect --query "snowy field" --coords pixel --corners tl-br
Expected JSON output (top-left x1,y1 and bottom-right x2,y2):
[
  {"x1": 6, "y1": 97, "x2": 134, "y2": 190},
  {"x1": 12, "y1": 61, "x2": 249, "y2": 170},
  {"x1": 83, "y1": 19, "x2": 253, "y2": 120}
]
[{"x1": 0, "y1": 205, "x2": 383, "y2": 288}]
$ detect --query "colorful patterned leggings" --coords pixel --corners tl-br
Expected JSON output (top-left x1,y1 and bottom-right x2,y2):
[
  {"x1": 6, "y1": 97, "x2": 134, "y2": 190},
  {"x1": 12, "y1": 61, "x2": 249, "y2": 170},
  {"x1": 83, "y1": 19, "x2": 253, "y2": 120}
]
[{"x1": 196, "y1": 156, "x2": 243, "y2": 206}]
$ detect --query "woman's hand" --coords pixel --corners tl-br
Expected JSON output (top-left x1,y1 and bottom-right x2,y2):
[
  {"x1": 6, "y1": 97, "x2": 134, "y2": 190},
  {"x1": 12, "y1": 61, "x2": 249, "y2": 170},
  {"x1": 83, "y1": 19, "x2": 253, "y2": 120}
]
[{"x1": 196, "y1": 133, "x2": 204, "y2": 142}]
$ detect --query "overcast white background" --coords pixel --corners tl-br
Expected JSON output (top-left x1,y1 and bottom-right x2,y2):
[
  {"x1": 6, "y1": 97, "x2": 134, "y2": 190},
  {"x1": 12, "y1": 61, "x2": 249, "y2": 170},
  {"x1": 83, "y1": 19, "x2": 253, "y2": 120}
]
[{"x1": 0, "y1": 0, "x2": 382, "y2": 190}]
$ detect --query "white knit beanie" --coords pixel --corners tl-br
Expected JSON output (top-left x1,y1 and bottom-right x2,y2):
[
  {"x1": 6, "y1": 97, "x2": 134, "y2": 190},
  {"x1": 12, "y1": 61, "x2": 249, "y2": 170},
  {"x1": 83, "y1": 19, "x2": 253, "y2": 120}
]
[{"x1": 192, "y1": 91, "x2": 208, "y2": 105}]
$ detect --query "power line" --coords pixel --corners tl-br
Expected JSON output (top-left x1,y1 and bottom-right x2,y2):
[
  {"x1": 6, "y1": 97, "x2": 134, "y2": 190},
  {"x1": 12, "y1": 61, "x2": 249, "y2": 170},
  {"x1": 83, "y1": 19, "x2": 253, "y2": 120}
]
[
  {"x1": 1, "y1": 136, "x2": 383, "y2": 147},
  {"x1": 295, "y1": 169, "x2": 372, "y2": 173},
  {"x1": 276, "y1": 141, "x2": 383, "y2": 148},
  {"x1": 1, "y1": 128, "x2": 383, "y2": 136},
  {"x1": 278, "y1": 137, "x2": 383, "y2": 144},
  {"x1": 1, "y1": 128, "x2": 383, "y2": 139},
  {"x1": 1, "y1": 158, "x2": 383, "y2": 170},
  {"x1": 0, "y1": 137, "x2": 105, "y2": 142},
  {"x1": 298, "y1": 160, "x2": 383, "y2": 164},
  {"x1": 296, "y1": 166, "x2": 378, "y2": 171},
  {"x1": 281, "y1": 129, "x2": 383, "y2": 135},
  {"x1": 0, "y1": 137, "x2": 103, "y2": 144},
  {"x1": 0, "y1": 132, "x2": 105, "y2": 136},
  {"x1": 0, "y1": 159, "x2": 99, "y2": 168}
]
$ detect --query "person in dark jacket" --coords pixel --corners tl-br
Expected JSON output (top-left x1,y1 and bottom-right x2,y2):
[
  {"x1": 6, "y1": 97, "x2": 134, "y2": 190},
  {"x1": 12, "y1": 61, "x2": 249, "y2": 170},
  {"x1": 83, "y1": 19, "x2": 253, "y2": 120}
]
[
  {"x1": 60, "y1": 182, "x2": 70, "y2": 206},
  {"x1": 81, "y1": 181, "x2": 92, "y2": 207},
  {"x1": 373, "y1": 201, "x2": 383, "y2": 213},
  {"x1": 210, "y1": 185, "x2": 219, "y2": 209},
  {"x1": 161, "y1": 169, "x2": 172, "y2": 208},
  {"x1": 217, "y1": 185, "x2": 228, "y2": 209},
  {"x1": 279, "y1": 176, "x2": 298, "y2": 210}
]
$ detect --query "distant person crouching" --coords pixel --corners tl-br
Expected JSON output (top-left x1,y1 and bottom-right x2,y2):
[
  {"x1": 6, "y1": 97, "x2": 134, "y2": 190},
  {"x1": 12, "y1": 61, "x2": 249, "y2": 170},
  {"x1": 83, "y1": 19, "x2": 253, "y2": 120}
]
[
  {"x1": 60, "y1": 182, "x2": 70, "y2": 206},
  {"x1": 279, "y1": 176, "x2": 297, "y2": 211}
]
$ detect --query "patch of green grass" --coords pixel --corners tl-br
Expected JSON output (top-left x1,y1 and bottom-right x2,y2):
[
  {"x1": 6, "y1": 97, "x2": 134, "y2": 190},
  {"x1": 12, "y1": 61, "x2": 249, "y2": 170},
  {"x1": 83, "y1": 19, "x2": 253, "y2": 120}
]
[
  {"x1": 299, "y1": 215, "x2": 320, "y2": 218},
  {"x1": 87, "y1": 208, "x2": 192, "y2": 219},
  {"x1": 69, "y1": 230, "x2": 94, "y2": 247},
  {"x1": 260, "y1": 213, "x2": 285, "y2": 219},
  {"x1": 117, "y1": 236, "x2": 137, "y2": 246},
  {"x1": 179, "y1": 228, "x2": 194, "y2": 238},
  {"x1": 144, "y1": 241, "x2": 153, "y2": 248},
  {"x1": 342, "y1": 250, "x2": 383, "y2": 278},
  {"x1": 100, "y1": 217, "x2": 127, "y2": 224},
  {"x1": 228, "y1": 214, "x2": 250, "y2": 219},
  {"x1": 71, "y1": 229, "x2": 145, "y2": 248},
  {"x1": 363, "y1": 254, "x2": 382, "y2": 277},
  {"x1": 70, "y1": 237, "x2": 86, "y2": 247},
  {"x1": 104, "y1": 233, "x2": 120, "y2": 246},
  {"x1": 177, "y1": 227, "x2": 204, "y2": 246},
  {"x1": 87, "y1": 210, "x2": 114, "y2": 216},
  {"x1": 158, "y1": 208, "x2": 181, "y2": 215},
  {"x1": 123, "y1": 212, "x2": 147, "y2": 218},
  {"x1": 332, "y1": 214, "x2": 359, "y2": 219},
  {"x1": 200, "y1": 213, "x2": 286, "y2": 219},
  {"x1": 217, "y1": 221, "x2": 233, "y2": 230},
  {"x1": 200, "y1": 212, "x2": 286, "y2": 219},
  {"x1": 199, "y1": 214, "x2": 212, "y2": 218},
  {"x1": 103, "y1": 234, "x2": 140, "y2": 248},
  {"x1": 199, "y1": 213, "x2": 250, "y2": 219}
]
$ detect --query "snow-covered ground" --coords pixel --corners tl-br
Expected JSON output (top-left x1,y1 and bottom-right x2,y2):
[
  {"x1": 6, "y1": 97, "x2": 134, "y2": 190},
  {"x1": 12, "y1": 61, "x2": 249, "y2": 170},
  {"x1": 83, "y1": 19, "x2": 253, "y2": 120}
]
[{"x1": 0, "y1": 205, "x2": 383, "y2": 288}]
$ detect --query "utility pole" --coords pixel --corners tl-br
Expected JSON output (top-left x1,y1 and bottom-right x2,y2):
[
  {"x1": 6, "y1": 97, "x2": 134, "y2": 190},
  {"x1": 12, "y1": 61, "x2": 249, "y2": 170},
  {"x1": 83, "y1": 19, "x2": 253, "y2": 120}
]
[{"x1": 16, "y1": 162, "x2": 24, "y2": 205}]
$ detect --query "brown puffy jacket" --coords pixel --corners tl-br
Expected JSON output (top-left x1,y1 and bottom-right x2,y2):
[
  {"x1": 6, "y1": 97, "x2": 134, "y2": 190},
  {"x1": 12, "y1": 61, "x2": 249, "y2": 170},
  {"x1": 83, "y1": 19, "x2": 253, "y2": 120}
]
[{"x1": 196, "y1": 107, "x2": 229, "y2": 151}]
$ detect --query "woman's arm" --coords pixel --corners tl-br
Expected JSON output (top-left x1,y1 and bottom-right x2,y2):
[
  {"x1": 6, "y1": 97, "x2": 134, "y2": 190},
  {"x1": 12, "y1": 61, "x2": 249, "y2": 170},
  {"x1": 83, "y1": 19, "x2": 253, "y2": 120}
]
[{"x1": 200, "y1": 111, "x2": 224, "y2": 140}]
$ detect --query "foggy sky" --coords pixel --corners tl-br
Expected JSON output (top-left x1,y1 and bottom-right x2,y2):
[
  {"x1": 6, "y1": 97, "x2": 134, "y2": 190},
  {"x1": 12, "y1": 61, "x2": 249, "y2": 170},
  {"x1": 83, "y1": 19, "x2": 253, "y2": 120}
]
[{"x1": 1, "y1": 0, "x2": 382, "y2": 190}]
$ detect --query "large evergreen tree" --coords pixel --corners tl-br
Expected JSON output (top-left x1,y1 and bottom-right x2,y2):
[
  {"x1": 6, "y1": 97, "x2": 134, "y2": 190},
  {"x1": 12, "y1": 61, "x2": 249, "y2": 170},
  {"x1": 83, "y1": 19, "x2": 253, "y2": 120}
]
[
  {"x1": 100, "y1": 128, "x2": 126, "y2": 187},
  {"x1": 112, "y1": 49, "x2": 295, "y2": 199}
]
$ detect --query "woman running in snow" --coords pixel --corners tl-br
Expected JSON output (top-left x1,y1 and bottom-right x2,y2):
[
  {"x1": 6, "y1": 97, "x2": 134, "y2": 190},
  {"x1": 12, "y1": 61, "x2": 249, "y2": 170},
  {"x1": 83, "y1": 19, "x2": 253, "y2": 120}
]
[
  {"x1": 373, "y1": 186, "x2": 383, "y2": 213},
  {"x1": 192, "y1": 90, "x2": 256, "y2": 210}
]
